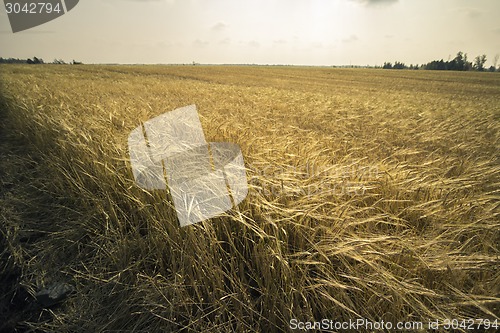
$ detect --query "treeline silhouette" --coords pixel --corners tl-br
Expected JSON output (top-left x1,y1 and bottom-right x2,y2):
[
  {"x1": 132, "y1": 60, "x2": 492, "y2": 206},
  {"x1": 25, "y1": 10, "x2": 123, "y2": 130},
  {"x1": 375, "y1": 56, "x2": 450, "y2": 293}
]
[
  {"x1": 383, "y1": 51, "x2": 498, "y2": 72},
  {"x1": 1, "y1": 53, "x2": 498, "y2": 71},
  {"x1": 0, "y1": 57, "x2": 83, "y2": 65}
]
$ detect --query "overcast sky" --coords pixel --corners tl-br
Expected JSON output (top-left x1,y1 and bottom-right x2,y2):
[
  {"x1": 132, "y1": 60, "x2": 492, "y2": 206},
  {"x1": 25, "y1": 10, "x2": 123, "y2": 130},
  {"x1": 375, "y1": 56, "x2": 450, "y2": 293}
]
[{"x1": 1, "y1": 0, "x2": 499, "y2": 66}]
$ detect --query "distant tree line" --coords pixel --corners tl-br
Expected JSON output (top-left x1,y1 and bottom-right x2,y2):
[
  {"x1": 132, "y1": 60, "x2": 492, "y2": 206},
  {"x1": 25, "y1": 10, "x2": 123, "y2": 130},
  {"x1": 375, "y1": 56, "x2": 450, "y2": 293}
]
[
  {"x1": 383, "y1": 51, "x2": 499, "y2": 72},
  {"x1": 26, "y1": 56, "x2": 44, "y2": 64},
  {"x1": 0, "y1": 57, "x2": 30, "y2": 64},
  {"x1": 383, "y1": 61, "x2": 414, "y2": 70},
  {"x1": 0, "y1": 57, "x2": 83, "y2": 65}
]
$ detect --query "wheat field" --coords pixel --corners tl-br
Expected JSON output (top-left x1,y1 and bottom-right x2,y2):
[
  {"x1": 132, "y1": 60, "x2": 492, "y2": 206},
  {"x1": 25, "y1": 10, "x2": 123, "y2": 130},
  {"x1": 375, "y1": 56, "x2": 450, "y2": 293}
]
[{"x1": 1, "y1": 64, "x2": 499, "y2": 332}]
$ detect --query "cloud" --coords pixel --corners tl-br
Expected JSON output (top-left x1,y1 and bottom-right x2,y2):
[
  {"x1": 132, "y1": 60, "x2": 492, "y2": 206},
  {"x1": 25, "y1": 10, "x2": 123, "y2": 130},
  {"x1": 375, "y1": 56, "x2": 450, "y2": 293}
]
[
  {"x1": 117, "y1": 0, "x2": 169, "y2": 2},
  {"x1": 157, "y1": 41, "x2": 173, "y2": 48},
  {"x1": 219, "y1": 37, "x2": 231, "y2": 45},
  {"x1": 342, "y1": 34, "x2": 358, "y2": 43},
  {"x1": 107, "y1": 0, "x2": 180, "y2": 6},
  {"x1": 211, "y1": 22, "x2": 227, "y2": 32},
  {"x1": 350, "y1": 0, "x2": 398, "y2": 6},
  {"x1": 273, "y1": 39, "x2": 287, "y2": 45},
  {"x1": 467, "y1": 10, "x2": 481, "y2": 18},
  {"x1": 193, "y1": 39, "x2": 209, "y2": 48},
  {"x1": 454, "y1": 7, "x2": 483, "y2": 19},
  {"x1": 248, "y1": 40, "x2": 260, "y2": 48},
  {"x1": 106, "y1": 0, "x2": 176, "y2": 5}
]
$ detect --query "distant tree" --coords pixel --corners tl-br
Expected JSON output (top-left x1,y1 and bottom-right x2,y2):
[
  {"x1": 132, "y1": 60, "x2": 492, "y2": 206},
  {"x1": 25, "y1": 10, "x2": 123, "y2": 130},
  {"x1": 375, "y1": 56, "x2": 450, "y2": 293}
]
[
  {"x1": 425, "y1": 59, "x2": 447, "y2": 70},
  {"x1": 72, "y1": 59, "x2": 83, "y2": 65},
  {"x1": 393, "y1": 61, "x2": 406, "y2": 69},
  {"x1": 473, "y1": 54, "x2": 487, "y2": 71},
  {"x1": 27, "y1": 57, "x2": 44, "y2": 64},
  {"x1": 454, "y1": 51, "x2": 466, "y2": 70},
  {"x1": 383, "y1": 51, "x2": 492, "y2": 72},
  {"x1": 424, "y1": 61, "x2": 434, "y2": 70},
  {"x1": 421, "y1": 51, "x2": 472, "y2": 71},
  {"x1": 463, "y1": 53, "x2": 472, "y2": 70},
  {"x1": 0, "y1": 57, "x2": 26, "y2": 64},
  {"x1": 448, "y1": 59, "x2": 456, "y2": 70}
]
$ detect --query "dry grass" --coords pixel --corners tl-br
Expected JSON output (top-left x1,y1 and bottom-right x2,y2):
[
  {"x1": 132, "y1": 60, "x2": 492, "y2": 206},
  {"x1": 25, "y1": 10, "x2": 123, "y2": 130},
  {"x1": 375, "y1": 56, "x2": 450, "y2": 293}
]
[{"x1": 1, "y1": 64, "x2": 499, "y2": 332}]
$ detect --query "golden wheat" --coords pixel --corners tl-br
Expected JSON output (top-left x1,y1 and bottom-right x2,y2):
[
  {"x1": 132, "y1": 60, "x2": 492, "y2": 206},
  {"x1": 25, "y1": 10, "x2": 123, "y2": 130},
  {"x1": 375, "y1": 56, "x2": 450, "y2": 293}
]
[{"x1": 0, "y1": 64, "x2": 499, "y2": 332}]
